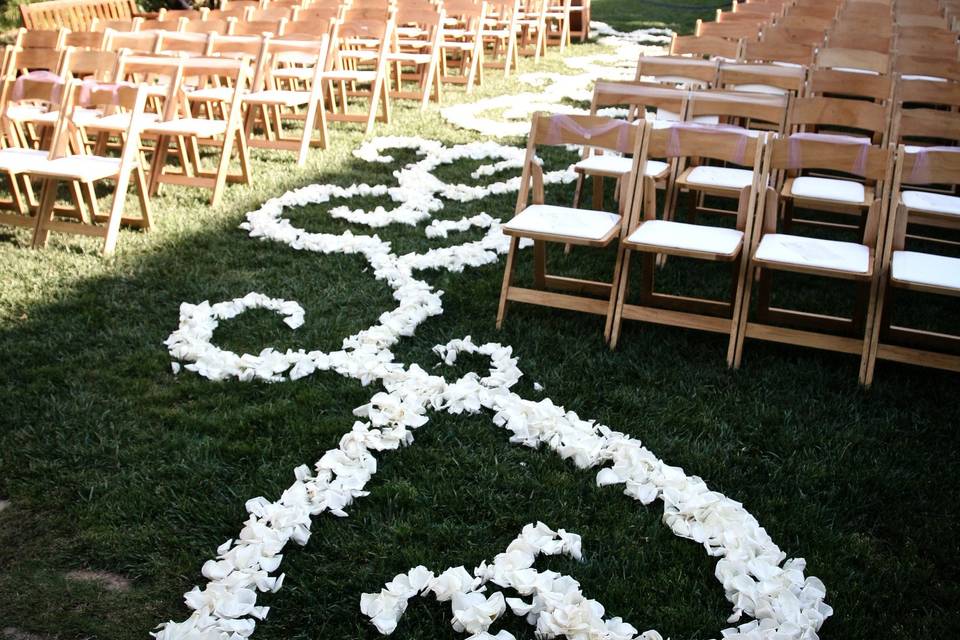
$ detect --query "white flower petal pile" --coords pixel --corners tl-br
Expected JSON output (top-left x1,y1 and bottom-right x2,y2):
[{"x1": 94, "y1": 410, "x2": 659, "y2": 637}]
[
  {"x1": 360, "y1": 522, "x2": 661, "y2": 640},
  {"x1": 156, "y1": 137, "x2": 832, "y2": 640}
]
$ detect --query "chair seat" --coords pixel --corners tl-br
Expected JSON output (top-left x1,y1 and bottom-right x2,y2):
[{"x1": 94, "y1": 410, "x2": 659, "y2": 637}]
[
  {"x1": 902, "y1": 190, "x2": 960, "y2": 216},
  {"x1": 891, "y1": 250, "x2": 960, "y2": 291},
  {"x1": 273, "y1": 67, "x2": 315, "y2": 80},
  {"x1": 900, "y1": 74, "x2": 947, "y2": 83},
  {"x1": 626, "y1": 219, "x2": 743, "y2": 258},
  {"x1": 729, "y1": 83, "x2": 789, "y2": 95},
  {"x1": 187, "y1": 86, "x2": 240, "y2": 102},
  {"x1": 388, "y1": 52, "x2": 433, "y2": 64},
  {"x1": 28, "y1": 154, "x2": 124, "y2": 181},
  {"x1": 755, "y1": 233, "x2": 870, "y2": 274},
  {"x1": 32, "y1": 107, "x2": 103, "y2": 126},
  {"x1": 5, "y1": 104, "x2": 47, "y2": 122},
  {"x1": 0, "y1": 148, "x2": 52, "y2": 173},
  {"x1": 86, "y1": 112, "x2": 161, "y2": 132},
  {"x1": 243, "y1": 89, "x2": 310, "y2": 106},
  {"x1": 146, "y1": 118, "x2": 228, "y2": 137},
  {"x1": 502, "y1": 204, "x2": 621, "y2": 242},
  {"x1": 574, "y1": 155, "x2": 668, "y2": 178},
  {"x1": 683, "y1": 166, "x2": 754, "y2": 190},
  {"x1": 788, "y1": 176, "x2": 867, "y2": 204},
  {"x1": 325, "y1": 70, "x2": 378, "y2": 82}
]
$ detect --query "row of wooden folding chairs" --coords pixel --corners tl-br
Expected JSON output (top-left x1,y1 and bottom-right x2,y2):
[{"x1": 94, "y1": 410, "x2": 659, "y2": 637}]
[{"x1": 497, "y1": 112, "x2": 960, "y2": 384}]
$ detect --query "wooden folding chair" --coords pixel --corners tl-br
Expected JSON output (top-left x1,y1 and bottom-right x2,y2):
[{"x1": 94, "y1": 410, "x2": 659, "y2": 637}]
[
  {"x1": 514, "y1": 0, "x2": 548, "y2": 62},
  {"x1": 732, "y1": 134, "x2": 893, "y2": 382},
  {"x1": 389, "y1": 6, "x2": 445, "y2": 109},
  {"x1": 669, "y1": 34, "x2": 744, "y2": 60},
  {"x1": 325, "y1": 17, "x2": 394, "y2": 134},
  {"x1": 635, "y1": 55, "x2": 718, "y2": 89},
  {"x1": 895, "y1": 73, "x2": 960, "y2": 110},
  {"x1": 543, "y1": 0, "x2": 572, "y2": 52},
  {"x1": 496, "y1": 113, "x2": 645, "y2": 333},
  {"x1": 572, "y1": 81, "x2": 684, "y2": 213},
  {"x1": 440, "y1": 0, "x2": 486, "y2": 93},
  {"x1": 671, "y1": 91, "x2": 787, "y2": 223},
  {"x1": 863, "y1": 146, "x2": 960, "y2": 382},
  {"x1": 894, "y1": 56, "x2": 960, "y2": 85},
  {"x1": 567, "y1": 0, "x2": 589, "y2": 42},
  {"x1": 144, "y1": 56, "x2": 252, "y2": 205},
  {"x1": 242, "y1": 34, "x2": 332, "y2": 165},
  {"x1": 609, "y1": 124, "x2": 767, "y2": 362},
  {"x1": 781, "y1": 95, "x2": 891, "y2": 230},
  {"x1": 0, "y1": 46, "x2": 68, "y2": 148},
  {"x1": 0, "y1": 71, "x2": 69, "y2": 226},
  {"x1": 30, "y1": 80, "x2": 152, "y2": 255},
  {"x1": 482, "y1": 0, "x2": 520, "y2": 76}
]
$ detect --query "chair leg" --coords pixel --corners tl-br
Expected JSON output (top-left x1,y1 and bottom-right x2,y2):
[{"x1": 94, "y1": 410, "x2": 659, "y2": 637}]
[
  {"x1": 134, "y1": 164, "x2": 153, "y2": 229},
  {"x1": 496, "y1": 236, "x2": 520, "y2": 329},
  {"x1": 533, "y1": 240, "x2": 547, "y2": 288},
  {"x1": 31, "y1": 179, "x2": 59, "y2": 250},
  {"x1": 609, "y1": 249, "x2": 633, "y2": 349},
  {"x1": 604, "y1": 242, "x2": 626, "y2": 343},
  {"x1": 732, "y1": 264, "x2": 758, "y2": 369},
  {"x1": 103, "y1": 170, "x2": 134, "y2": 256}
]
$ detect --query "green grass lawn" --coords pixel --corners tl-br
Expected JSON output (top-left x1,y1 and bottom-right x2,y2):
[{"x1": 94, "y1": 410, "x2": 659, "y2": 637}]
[{"x1": 2, "y1": 5, "x2": 960, "y2": 640}]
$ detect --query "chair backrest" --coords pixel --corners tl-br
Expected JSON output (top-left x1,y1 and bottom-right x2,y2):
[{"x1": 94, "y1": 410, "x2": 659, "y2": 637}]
[
  {"x1": 670, "y1": 34, "x2": 743, "y2": 60},
  {"x1": 789, "y1": 95, "x2": 890, "y2": 142},
  {"x1": 155, "y1": 32, "x2": 211, "y2": 57},
  {"x1": 826, "y1": 29, "x2": 892, "y2": 54},
  {"x1": 90, "y1": 18, "x2": 143, "y2": 32},
  {"x1": 893, "y1": 55, "x2": 960, "y2": 84},
  {"x1": 231, "y1": 18, "x2": 287, "y2": 36},
  {"x1": 293, "y1": 6, "x2": 342, "y2": 22},
  {"x1": 895, "y1": 74, "x2": 960, "y2": 107},
  {"x1": 140, "y1": 18, "x2": 187, "y2": 32},
  {"x1": 696, "y1": 19, "x2": 763, "y2": 41},
  {"x1": 896, "y1": 13, "x2": 950, "y2": 27},
  {"x1": 816, "y1": 47, "x2": 890, "y2": 76},
  {"x1": 14, "y1": 28, "x2": 67, "y2": 50},
  {"x1": 688, "y1": 89, "x2": 789, "y2": 131},
  {"x1": 50, "y1": 79, "x2": 149, "y2": 159},
  {"x1": 3, "y1": 46, "x2": 65, "y2": 76},
  {"x1": 282, "y1": 17, "x2": 338, "y2": 40},
  {"x1": 592, "y1": 80, "x2": 687, "y2": 119},
  {"x1": 64, "y1": 30, "x2": 111, "y2": 50},
  {"x1": 895, "y1": 36, "x2": 959, "y2": 59},
  {"x1": 113, "y1": 54, "x2": 184, "y2": 112},
  {"x1": 181, "y1": 18, "x2": 235, "y2": 34},
  {"x1": 246, "y1": 7, "x2": 297, "y2": 21},
  {"x1": 207, "y1": 34, "x2": 267, "y2": 61},
  {"x1": 106, "y1": 31, "x2": 159, "y2": 53},
  {"x1": 719, "y1": 61, "x2": 807, "y2": 95},
  {"x1": 807, "y1": 67, "x2": 893, "y2": 103},
  {"x1": 742, "y1": 36, "x2": 815, "y2": 65},
  {"x1": 255, "y1": 33, "x2": 333, "y2": 87},
  {"x1": 891, "y1": 107, "x2": 960, "y2": 146},
  {"x1": 62, "y1": 49, "x2": 121, "y2": 81},
  {"x1": 635, "y1": 55, "x2": 718, "y2": 88}
]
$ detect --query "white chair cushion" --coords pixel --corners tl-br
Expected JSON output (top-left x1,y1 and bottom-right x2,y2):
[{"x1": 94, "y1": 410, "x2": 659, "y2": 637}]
[
  {"x1": 627, "y1": 219, "x2": 743, "y2": 256},
  {"x1": 686, "y1": 166, "x2": 754, "y2": 189},
  {"x1": 187, "y1": 86, "x2": 240, "y2": 102},
  {"x1": 243, "y1": 89, "x2": 310, "y2": 106},
  {"x1": 730, "y1": 83, "x2": 789, "y2": 95},
  {"x1": 87, "y1": 112, "x2": 160, "y2": 131},
  {"x1": 901, "y1": 190, "x2": 960, "y2": 216},
  {"x1": 901, "y1": 74, "x2": 948, "y2": 83},
  {"x1": 31, "y1": 107, "x2": 103, "y2": 126},
  {"x1": 575, "y1": 154, "x2": 632, "y2": 175},
  {"x1": 32, "y1": 155, "x2": 124, "y2": 181},
  {"x1": 645, "y1": 160, "x2": 669, "y2": 177},
  {"x1": 891, "y1": 250, "x2": 960, "y2": 291},
  {"x1": 502, "y1": 204, "x2": 621, "y2": 241},
  {"x1": 832, "y1": 66, "x2": 880, "y2": 76},
  {"x1": 5, "y1": 104, "x2": 47, "y2": 122},
  {"x1": 791, "y1": 176, "x2": 865, "y2": 204},
  {"x1": 755, "y1": 233, "x2": 870, "y2": 273},
  {"x1": 146, "y1": 118, "x2": 228, "y2": 137},
  {"x1": 0, "y1": 148, "x2": 52, "y2": 173}
]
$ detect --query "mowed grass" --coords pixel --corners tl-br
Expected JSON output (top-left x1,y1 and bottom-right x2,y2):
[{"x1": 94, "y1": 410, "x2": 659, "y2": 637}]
[{"x1": 2, "y1": 4, "x2": 960, "y2": 639}]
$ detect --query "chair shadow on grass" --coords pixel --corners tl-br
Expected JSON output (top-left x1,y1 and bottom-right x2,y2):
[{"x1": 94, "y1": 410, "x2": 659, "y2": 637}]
[{"x1": 1, "y1": 139, "x2": 960, "y2": 640}]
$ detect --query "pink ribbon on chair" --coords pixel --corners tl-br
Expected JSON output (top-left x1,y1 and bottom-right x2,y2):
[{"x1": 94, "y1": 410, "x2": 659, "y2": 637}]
[
  {"x1": 78, "y1": 79, "x2": 134, "y2": 107},
  {"x1": 664, "y1": 121, "x2": 750, "y2": 163},
  {"x1": 787, "y1": 132, "x2": 871, "y2": 174},
  {"x1": 541, "y1": 114, "x2": 636, "y2": 153},
  {"x1": 905, "y1": 145, "x2": 960, "y2": 184},
  {"x1": 11, "y1": 70, "x2": 65, "y2": 102}
]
